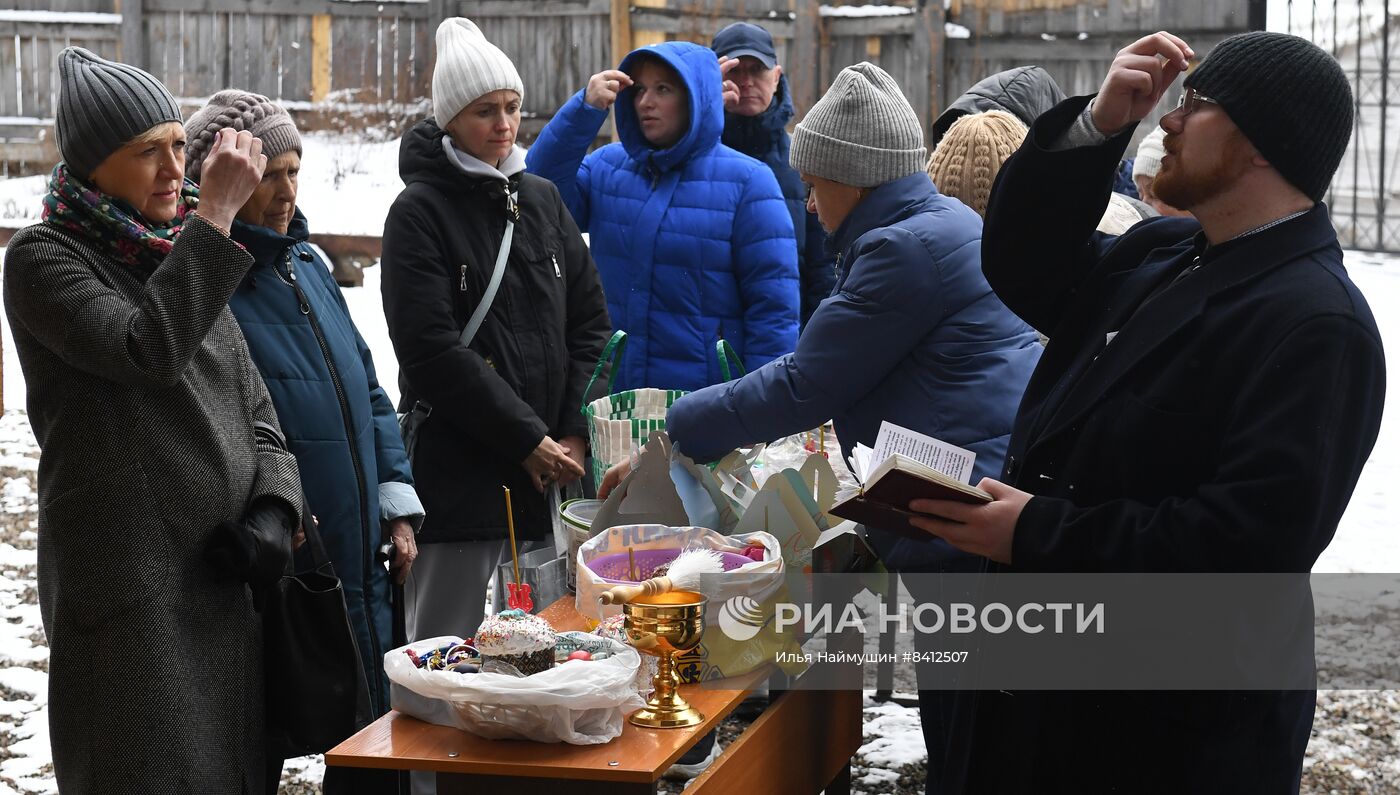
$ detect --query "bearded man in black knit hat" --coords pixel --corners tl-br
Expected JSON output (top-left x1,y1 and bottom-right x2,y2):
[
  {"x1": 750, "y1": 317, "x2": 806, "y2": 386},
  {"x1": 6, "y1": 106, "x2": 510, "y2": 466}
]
[{"x1": 905, "y1": 31, "x2": 1386, "y2": 793}]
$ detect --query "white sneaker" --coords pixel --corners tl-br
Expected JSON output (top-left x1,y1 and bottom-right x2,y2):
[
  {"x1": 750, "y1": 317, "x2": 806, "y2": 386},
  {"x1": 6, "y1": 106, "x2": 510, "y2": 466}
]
[{"x1": 662, "y1": 731, "x2": 722, "y2": 780}]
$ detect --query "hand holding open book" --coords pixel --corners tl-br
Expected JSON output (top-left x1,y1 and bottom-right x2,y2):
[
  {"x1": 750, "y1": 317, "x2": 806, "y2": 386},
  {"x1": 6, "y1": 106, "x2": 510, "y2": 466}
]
[{"x1": 830, "y1": 422, "x2": 993, "y2": 541}]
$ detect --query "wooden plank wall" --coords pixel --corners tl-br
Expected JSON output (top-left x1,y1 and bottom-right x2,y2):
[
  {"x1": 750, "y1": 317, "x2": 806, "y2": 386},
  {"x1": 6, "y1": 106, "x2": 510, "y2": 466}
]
[
  {"x1": 1, "y1": 0, "x2": 1252, "y2": 139},
  {"x1": 133, "y1": 0, "x2": 434, "y2": 103},
  {"x1": 457, "y1": 0, "x2": 612, "y2": 122},
  {"x1": 0, "y1": 0, "x2": 115, "y2": 10},
  {"x1": 0, "y1": 20, "x2": 121, "y2": 120},
  {"x1": 943, "y1": 0, "x2": 1249, "y2": 143}
]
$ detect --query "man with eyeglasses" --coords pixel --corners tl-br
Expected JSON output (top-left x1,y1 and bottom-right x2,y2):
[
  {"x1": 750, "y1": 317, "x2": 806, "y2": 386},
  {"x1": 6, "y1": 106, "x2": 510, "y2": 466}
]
[
  {"x1": 906, "y1": 31, "x2": 1385, "y2": 792},
  {"x1": 712, "y1": 22, "x2": 835, "y2": 329}
]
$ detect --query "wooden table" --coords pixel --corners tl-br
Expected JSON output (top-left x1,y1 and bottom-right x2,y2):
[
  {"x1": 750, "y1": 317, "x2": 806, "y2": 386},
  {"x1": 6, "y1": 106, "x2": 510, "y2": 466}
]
[{"x1": 327, "y1": 598, "x2": 863, "y2": 794}]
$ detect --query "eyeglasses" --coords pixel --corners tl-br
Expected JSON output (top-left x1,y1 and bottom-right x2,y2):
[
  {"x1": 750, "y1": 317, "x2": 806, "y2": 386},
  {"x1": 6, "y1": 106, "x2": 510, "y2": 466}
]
[{"x1": 1174, "y1": 88, "x2": 1221, "y2": 117}]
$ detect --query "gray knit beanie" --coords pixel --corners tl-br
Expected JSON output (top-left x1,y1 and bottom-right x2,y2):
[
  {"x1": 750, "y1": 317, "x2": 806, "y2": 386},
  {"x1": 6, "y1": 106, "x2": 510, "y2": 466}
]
[
  {"x1": 790, "y1": 61, "x2": 926, "y2": 187},
  {"x1": 183, "y1": 90, "x2": 303, "y2": 183},
  {"x1": 55, "y1": 46, "x2": 183, "y2": 181},
  {"x1": 432, "y1": 17, "x2": 524, "y2": 126}
]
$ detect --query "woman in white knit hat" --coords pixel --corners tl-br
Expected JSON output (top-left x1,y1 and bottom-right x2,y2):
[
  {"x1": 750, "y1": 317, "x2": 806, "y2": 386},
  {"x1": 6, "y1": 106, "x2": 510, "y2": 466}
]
[
  {"x1": 379, "y1": 26, "x2": 609, "y2": 779},
  {"x1": 1132, "y1": 127, "x2": 1191, "y2": 217}
]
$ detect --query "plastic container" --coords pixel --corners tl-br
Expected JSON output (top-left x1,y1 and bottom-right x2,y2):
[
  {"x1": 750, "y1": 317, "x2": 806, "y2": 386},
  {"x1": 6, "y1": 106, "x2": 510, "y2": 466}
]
[
  {"x1": 584, "y1": 548, "x2": 755, "y2": 583},
  {"x1": 559, "y1": 498, "x2": 604, "y2": 590}
]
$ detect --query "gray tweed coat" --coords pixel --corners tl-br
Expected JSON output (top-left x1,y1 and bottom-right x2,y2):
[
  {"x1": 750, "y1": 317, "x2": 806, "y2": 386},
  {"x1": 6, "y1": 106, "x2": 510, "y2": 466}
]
[{"x1": 2, "y1": 214, "x2": 304, "y2": 794}]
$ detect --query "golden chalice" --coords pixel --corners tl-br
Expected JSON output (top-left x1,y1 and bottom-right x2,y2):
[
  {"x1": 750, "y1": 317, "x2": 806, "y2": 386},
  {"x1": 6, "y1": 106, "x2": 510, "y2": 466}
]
[{"x1": 622, "y1": 590, "x2": 708, "y2": 728}]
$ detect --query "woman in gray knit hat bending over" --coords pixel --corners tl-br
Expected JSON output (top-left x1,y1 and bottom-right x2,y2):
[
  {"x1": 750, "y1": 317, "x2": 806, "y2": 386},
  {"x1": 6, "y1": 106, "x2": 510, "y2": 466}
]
[
  {"x1": 2, "y1": 48, "x2": 302, "y2": 793},
  {"x1": 659, "y1": 62, "x2": 1044, "y2": 794}
]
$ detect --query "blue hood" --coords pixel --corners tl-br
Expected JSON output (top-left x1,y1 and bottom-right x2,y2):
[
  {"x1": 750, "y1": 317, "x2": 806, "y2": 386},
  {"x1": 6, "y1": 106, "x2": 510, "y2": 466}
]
[{"x1": 616, "y1": 41, "x2": 725, "y2": 173}]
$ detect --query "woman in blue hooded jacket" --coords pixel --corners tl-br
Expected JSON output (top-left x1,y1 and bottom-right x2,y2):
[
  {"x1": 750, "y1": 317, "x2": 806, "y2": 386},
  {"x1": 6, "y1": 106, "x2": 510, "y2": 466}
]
[
  {"x1": 526, "y1": 41, "x2": 799, "y2": 392},
  {"x1": 183, "y1": 93, "x2": 423, "y2": 758}
]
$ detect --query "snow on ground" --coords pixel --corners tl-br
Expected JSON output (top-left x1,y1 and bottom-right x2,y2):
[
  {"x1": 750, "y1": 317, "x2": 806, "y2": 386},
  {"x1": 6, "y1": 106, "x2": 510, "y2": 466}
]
[
  {"x1": 293, "y1": 135, "x2": 403, "y2": 238},
  {"x1": 0, "y1": 10, "x2": 119, "y2": 25},
  {"x1": 341, "y1": 264, "x2": 399, "y2": 407},
  {"x1": 2, "y1": 138, "x2": 1400, "y2": 789},
  {"x1": 0, "y1": 132, "x2": 403, "y2": 239},
  {"x1": 1315, "y1": 251, "x2": 1400, "y2": 574},
  {"x1": 819, "y1": 4, "x2": 913, "y2": 17}
]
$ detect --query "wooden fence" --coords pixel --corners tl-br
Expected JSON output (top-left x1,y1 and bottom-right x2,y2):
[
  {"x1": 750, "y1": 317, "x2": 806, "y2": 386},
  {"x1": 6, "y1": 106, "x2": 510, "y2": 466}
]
[
  {"x1": 944, "y1": 0, "x2": 1254, "y2": 143},
  {"x1": 1, "y1": 0, "x2": 1255, "y2": 168}
]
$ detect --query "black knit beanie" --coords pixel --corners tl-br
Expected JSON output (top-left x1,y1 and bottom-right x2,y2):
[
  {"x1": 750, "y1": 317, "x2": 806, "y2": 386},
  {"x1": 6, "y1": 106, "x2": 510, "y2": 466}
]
[{"x1": 1184, "y1": 31, "x2": 1353, "y2": 202}]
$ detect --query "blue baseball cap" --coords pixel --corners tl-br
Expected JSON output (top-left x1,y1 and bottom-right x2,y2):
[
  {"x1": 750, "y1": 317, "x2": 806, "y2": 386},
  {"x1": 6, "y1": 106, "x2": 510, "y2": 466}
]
[{"x1": 711, "y1": 22, "x2": 778, "y2": 69}]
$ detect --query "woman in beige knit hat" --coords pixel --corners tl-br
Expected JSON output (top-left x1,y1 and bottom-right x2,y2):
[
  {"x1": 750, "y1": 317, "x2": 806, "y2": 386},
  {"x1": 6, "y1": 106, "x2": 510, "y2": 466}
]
[
  {"x1": 925, "y1": 109, "x2": 1026, "y2": 218},
  {"x1": 928, "y1": 109, "x2": 1155, "y2": 233}
]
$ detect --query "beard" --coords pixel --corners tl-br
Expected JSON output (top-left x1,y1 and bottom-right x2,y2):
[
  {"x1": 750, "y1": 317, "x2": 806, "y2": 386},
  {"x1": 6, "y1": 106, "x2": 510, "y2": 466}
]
[{"x1": 1153, "y1": 129, "x2": 1254, "y2": 211}]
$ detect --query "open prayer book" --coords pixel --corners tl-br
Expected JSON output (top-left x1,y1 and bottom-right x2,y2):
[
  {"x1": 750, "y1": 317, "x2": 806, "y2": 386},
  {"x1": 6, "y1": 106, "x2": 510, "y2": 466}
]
[{"x1": 830, "y1": 422, "x2": 992, "y2": 540}]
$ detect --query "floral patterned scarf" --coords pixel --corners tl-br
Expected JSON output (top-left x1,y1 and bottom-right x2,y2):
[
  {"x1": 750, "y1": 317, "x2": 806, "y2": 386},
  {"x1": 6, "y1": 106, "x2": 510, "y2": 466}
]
[{"x1": 41, "y1": 163, "x2": 201, "y2": 272}]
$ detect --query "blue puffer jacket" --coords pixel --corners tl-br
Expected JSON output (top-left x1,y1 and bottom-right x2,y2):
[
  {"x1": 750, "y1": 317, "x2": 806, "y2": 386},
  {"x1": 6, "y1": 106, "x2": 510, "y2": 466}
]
[
  {"x1": 721, "y1": 75, "x2": 836, "y2": 328},
  {"x1": 228, "y1": 212, "x2": 422, "y2": 715},
  {"x1": 527, "y1": 41, "x2": 799, "y2": 392},
  {"x1": 667, "y1": 173, "x2": 1043, "y2": 571}
]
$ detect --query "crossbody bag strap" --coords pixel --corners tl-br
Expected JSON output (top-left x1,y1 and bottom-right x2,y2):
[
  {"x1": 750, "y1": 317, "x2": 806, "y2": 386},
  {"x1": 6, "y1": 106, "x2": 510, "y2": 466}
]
[{"x1": 459, "y1": 188, "x2": 519, "y2": 349}]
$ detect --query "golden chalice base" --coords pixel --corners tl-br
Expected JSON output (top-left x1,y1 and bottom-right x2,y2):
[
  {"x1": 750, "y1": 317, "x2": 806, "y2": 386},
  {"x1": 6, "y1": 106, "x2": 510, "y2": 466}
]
[{"x1": 624, "y1": 590, "x2": 708, "y2": 729}]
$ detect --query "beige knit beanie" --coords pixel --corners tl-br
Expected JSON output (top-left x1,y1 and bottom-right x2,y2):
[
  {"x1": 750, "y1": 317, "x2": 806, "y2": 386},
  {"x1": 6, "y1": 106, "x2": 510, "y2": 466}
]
[
  {"x1": 925, "y1": 110, "x2": 1027, "y2": 218},
  {"x1": 790, "y1": 62, "x2": 926, "y2": 187},
  {"x1": 432, "y1": 17, "x2": 523, "y2": 127}
]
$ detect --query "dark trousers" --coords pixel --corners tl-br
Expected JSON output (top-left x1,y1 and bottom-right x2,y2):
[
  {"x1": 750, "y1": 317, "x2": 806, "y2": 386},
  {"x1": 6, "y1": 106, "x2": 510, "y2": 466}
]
[{"x1": 899, "y1": 553, "x2": 987, "y2": 795}]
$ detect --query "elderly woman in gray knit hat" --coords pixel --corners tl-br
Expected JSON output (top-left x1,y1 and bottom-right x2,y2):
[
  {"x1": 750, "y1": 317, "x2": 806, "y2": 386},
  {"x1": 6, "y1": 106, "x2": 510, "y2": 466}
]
[
  {"x1": 183, "y1": 89, "x2": 424, "y2": 792},
  {"x1": 657, "y1": 61, "x2": 1043, "y2": 794},
  {"x1": 1, "y1": 48, "x2": 302, "y2": 793}
]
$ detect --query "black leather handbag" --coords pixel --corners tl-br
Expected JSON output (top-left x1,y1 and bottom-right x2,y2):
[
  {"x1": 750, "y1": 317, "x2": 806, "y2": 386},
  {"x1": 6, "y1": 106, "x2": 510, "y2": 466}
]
[{"x1": 263, "y1": 505, "x2": 372, "y2": 760}]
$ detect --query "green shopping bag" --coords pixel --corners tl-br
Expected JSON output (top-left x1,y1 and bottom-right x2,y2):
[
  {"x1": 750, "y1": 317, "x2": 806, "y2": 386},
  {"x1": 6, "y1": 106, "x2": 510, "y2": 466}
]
[{"x1": 581, "y1": 331, "x2": 744, "y2": 491}]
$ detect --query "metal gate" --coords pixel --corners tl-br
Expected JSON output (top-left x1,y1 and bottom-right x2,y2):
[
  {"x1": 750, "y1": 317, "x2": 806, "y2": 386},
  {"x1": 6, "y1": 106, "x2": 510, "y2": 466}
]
[{"x1": 1276, "y1": 1, "x2": 1398, "y2": 252}]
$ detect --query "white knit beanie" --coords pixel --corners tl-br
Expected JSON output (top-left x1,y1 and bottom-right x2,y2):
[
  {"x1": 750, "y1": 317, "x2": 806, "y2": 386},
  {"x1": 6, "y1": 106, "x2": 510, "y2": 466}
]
[
  {"x1": 1132, "y1": 127, "x2": 1167, "y2": 181},
  {"x1": 790, "y1": 61, "x2": 926, "y2": 187},
  {"x1": 432, "y1": 18, "x2": 523, "y2": 126}
]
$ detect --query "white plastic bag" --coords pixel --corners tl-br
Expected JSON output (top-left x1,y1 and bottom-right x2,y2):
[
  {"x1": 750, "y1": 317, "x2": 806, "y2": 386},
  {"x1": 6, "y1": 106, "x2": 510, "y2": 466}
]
[
  {"x1": 574, "y1": 525, "x2": 785, "y2": 623},
  {"x1": 385, "y1": 633, "x2": 645, "y2": 745},
  {"x1": 575, "y1": 525, "x2": 804, "y2": 680}
]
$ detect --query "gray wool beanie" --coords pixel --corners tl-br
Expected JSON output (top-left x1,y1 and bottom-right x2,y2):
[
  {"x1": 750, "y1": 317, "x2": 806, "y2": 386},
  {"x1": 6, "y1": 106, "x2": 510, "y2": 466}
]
[
  {"x1": 183, "y1": 90, "x2": 303, "y2": 183},
  {"x1": 790, "y1": 61, "x2": 926, "y2": 187},
  {"x1": 55, "y1": 46, "x2": 183, "y2": 181}
]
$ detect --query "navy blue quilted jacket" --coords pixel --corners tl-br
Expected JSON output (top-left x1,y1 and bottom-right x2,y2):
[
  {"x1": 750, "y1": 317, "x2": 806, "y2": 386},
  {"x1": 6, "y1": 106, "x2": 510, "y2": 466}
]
[
  {"x1": 667, "y1": 173, "x2": 1043, "y2": 571},
  {"x1": 228, "y1": 212, "x2": 421, "y2": 714},
  {"x1": 527, "y1": 41, "x2": 799, "y2": 391}
]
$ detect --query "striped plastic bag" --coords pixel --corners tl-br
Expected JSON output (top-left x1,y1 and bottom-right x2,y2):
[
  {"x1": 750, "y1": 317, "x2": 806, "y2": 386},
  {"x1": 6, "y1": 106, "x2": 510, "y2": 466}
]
[{"x1": 581, "y1": 331, "x2": 743, "y2": 491}]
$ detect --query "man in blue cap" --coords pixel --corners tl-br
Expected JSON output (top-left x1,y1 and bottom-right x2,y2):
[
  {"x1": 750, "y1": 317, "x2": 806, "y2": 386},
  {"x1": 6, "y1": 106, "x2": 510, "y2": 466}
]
[{"x1": 712, "y1": 22, "x2": 835, "y2": 329}]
